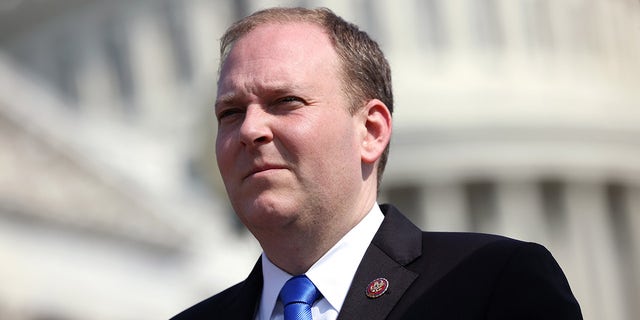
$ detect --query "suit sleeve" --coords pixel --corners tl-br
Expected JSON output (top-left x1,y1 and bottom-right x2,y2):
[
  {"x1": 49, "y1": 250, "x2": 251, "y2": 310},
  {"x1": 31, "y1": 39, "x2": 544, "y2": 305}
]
[{"x1": 486, "y1": 242, "x2": 583, "y2": 320}]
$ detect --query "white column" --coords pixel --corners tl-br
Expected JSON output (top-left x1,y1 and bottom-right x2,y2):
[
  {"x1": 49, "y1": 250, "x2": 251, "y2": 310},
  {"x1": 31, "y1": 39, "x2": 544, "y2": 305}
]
[
  {"x1": 421, "y1": 183, "x2": 469, "y2": 232},
  {"x1": 447, "y1": 0, "x2": 474, "y2": 54},
  {"x1": 379, "y1": 0, "x2": 419, "y2": 54},
  {"x1": 75, "y1": 42, "x2": 122, "y2": 115},
  {"x1": 495, "y1": 180, "x2": 549, "y2": 245},
  {"x1": 187, "y1": 0, "x2": 231, "y2": 81},
  {"x1": 564, "y1": 181, "x2": 626, "y2": 320},
  {"x1": 128, "y1": 10, "x2": 175, "y2": 117}
]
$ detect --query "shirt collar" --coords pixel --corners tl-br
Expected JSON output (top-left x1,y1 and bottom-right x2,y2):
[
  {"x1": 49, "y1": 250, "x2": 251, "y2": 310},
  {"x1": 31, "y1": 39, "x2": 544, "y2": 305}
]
[{"x1": 258, "y1": 203, "x2": 384, "y2": 320}]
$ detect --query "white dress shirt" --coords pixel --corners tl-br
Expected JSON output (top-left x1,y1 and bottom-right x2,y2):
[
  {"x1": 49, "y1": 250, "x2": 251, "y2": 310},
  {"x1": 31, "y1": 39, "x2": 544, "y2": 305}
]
[{"x1": 256, "y1": 203, "x2": 385, "y2": 320}]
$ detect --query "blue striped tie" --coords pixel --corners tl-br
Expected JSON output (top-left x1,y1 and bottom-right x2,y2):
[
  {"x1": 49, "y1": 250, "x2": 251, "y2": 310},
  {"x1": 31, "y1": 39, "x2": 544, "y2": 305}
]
[{"x1": 279, "y1": 275, "x2": 321, "y2": 320}]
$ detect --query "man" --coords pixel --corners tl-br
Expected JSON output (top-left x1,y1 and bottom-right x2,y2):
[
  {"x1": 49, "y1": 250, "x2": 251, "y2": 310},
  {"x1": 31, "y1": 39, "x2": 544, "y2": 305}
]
[{"x1": 173, "y1": 7, "x2": 582, "y2": 320}]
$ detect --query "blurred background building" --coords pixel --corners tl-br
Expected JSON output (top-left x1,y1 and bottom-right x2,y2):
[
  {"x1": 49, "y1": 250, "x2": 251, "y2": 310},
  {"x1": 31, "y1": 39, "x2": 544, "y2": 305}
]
[{"x1": 0, "y1": 0, "x2": 638, "y2": 319}]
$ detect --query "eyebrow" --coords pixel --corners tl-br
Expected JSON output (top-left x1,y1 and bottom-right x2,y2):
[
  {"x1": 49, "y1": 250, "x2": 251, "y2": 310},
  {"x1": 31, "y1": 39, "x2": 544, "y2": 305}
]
[
  {"x1": 215, "y1": 92, "x2": 239, "y2": 110},
  {"x1": 215, "y1": 84, "x2": 306, "y2": 109}
]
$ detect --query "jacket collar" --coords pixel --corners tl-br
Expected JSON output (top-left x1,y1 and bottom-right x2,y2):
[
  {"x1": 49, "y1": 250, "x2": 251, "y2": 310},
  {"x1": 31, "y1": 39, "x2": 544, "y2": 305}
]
[
  {"x1": 337, "y1": 204, "x2": 422, "y2": 320},
  {"x1": 233, "y1": 257, "x2": 263, "y2": 319}
]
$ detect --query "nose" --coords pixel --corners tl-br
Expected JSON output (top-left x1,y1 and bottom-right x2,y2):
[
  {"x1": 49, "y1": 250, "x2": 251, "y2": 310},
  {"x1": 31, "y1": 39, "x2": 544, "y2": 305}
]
[{"x1": 239, "y1": 105, "x2": 273, "y2": 147}]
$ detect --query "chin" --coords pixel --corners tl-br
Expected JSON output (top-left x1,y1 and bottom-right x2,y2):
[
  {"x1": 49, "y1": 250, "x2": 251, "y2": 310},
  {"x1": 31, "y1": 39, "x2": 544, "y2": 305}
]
[{"x1": 235, "y1": 196, "x2": 300, "y2": 228}]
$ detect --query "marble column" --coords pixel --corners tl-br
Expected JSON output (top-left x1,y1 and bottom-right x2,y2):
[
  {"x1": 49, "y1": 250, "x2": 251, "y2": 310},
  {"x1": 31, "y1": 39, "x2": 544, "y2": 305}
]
[
  {"x1": 495, "y1": 180, "x2": 549, "y2": 245},
  {"x1": 564, "y1": 181, "x2": 626, "y2": 320},
  {"x1": 421, "y1": 183, "x2": 469, "y2": 232}
]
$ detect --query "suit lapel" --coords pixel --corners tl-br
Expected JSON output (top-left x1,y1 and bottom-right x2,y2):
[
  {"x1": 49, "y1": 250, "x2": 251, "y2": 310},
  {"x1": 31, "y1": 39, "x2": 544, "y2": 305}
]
[
  {"x1": 227, "y1": 258, "x2": 263, "y2": 319},
  {"x1": 337, "y1": 205, "x2": 422, "y2": 320}
]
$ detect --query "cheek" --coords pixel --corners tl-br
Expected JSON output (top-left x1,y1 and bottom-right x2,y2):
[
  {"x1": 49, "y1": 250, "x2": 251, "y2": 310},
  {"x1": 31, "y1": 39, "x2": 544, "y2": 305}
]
[
  {"x1": 295, "y1": 117, "x2": 359, "y2": 165},
  {"x1": 215, "y1": 134, "x2": 234, "y2": 173}
]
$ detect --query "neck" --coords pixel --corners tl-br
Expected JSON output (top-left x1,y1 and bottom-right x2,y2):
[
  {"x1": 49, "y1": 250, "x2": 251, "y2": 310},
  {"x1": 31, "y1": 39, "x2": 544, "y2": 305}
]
[{"x1": 258, "y1": 194, "x2": 377, "y2": 275}]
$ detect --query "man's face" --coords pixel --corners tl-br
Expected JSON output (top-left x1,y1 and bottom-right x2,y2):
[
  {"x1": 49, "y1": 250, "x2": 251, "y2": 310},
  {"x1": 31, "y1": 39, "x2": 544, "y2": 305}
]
[{"x1": 215, "y1": 23, "x2": 366, "y2": 233}]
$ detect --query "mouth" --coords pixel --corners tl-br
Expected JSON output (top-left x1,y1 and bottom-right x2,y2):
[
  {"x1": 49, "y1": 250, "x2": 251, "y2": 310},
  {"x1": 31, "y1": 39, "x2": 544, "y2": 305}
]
[{"x1": 244, "y1": 164, "x2": 288, "y2": 180}]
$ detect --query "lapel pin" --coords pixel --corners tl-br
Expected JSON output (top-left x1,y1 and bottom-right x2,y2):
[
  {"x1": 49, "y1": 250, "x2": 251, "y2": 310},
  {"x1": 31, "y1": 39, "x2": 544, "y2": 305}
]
[{"x1": 365, "y1": 277, "x2": 389, "y2": 298}]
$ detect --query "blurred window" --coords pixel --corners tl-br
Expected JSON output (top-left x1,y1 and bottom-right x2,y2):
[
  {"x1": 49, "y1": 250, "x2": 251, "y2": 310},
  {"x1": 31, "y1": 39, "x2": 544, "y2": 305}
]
[
  {"x1": 539, "y1": 179, "x2": 566, "y2": 235},
  {"x1": 386, "y1": 184, "x2": 423, "y2": 225},
  {"x1": 53, "y1": 33, "x2": 79, "y2": 104},
  {"x1": 464, "y1": 180, "x2": 497, "y2": 232},
  {"x1": 103, "y1": 17, "x2": 135, "y2": 106},
  {"x1": 606, "y1": 182, "x2": 631, "y2": 254}
]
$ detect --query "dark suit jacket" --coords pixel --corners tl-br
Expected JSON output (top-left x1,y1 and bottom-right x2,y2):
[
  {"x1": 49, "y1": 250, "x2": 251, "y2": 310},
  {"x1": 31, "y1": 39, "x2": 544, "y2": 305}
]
[{"x1": 172, "y1": 204, "x2": 582, "y2": 319}]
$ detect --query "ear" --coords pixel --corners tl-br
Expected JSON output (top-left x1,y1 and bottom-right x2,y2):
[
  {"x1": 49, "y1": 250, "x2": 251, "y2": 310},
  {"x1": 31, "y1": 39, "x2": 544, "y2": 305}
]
[{"x1": 359, "y1": 99, "x2": 392, "y2": 164}]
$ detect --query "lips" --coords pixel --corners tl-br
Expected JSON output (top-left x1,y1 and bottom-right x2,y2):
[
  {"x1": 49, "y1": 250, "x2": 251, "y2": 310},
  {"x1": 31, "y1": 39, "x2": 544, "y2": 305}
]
[{"x1": 244, "y1": 164, "x2": 288, "y2": 179}]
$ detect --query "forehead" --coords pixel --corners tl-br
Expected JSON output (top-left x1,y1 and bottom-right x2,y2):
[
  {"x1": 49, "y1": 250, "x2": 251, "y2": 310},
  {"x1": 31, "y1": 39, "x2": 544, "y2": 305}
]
[
  {"x1": 217, "y1": 22, "x2": 339, "y2": 92},
  {"x1": 228, "y1": 21, "x2": 332, "y2": 59},
  {"x1": 236, "y1": 21, "x2": 331, "y2": 52}
]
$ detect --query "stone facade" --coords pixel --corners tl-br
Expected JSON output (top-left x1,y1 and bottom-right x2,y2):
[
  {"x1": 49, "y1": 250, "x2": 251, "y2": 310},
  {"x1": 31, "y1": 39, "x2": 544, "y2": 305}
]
[{"x1": 0, "y1": 0, "x2": 638, "y2": 319}]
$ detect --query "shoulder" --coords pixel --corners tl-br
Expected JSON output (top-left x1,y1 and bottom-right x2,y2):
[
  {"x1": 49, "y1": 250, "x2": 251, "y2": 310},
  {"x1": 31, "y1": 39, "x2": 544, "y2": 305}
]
[
  {"x1": 422, "y1": 230, "x2": 517, "y2": 245},
  {"x1": 170, "y1": 282, "x2": 248, "y2": 320},
  {"x1": 377, "y1": 204, "x2": 550, "y2": 267},
  {"x1": 418, "y1": 231, "x2": 558, "y2": 274},
  {"x1": 421, "y1": 231, "x2": 544, "y2": 255},
  {"x1": 408, "y1": 230, "x2": 570, "y2": 296},
  {"x1": 403, "y1": 232, "x2": 581, "y2": 319},
  {"x1": 409, "y1": 232, "x2": 582, "y2": 318},
  {"x1": 170, "y1": 259, "x2": 263, "y2": 320},
  {"x1": 379, "y1": 204, "x2": 557, "y2": 269},
  {"x1": 422, "y1": 231, "x2": 556, "y2": 261}
]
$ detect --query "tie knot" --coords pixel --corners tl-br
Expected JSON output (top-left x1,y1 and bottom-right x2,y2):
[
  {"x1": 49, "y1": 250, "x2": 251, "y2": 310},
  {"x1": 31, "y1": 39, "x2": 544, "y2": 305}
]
[{"x1": 279, "y1": 275, "x2": 321, "y2": 307}]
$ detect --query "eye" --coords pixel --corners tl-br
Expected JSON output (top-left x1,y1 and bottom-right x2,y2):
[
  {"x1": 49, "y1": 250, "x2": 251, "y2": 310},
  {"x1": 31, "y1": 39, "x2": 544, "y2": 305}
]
[
  {"x1": 216, "y1": 108, "x2": 244, "y2": 122},
  {"x1": 276, "y1": 96, "x2": 306, "y2": 105}
]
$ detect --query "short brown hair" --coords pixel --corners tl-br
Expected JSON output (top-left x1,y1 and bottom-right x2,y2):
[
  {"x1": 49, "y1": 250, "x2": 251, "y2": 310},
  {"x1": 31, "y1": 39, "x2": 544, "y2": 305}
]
[{"x1": 219, "y1": 7, "x2": 393, "y2": 188}]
